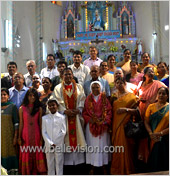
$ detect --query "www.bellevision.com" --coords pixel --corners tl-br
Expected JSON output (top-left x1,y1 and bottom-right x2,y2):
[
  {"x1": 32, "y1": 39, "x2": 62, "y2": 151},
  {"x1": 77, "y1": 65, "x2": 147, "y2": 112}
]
[{"x1": 20, "y1": 144, "x2": 124, "y2": 153}]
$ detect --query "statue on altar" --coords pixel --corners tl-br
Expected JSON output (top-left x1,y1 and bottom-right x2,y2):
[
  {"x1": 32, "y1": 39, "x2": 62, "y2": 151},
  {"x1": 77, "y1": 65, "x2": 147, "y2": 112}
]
[
  {"x1": 89, "y1": 9, "x2": 103, "y2": 31},
  {"x1": 136, "y1": 39, "x2": 143, "y2": 55},
  {"x1": 86, "y1": 2, "x2": 106, "y2": 31},
  {"x1": 67, "y1": 18, "x2": 74, "y2": 38},
  {"x1": 122, "y1": 16, "x2": 129, "y2": 35}
]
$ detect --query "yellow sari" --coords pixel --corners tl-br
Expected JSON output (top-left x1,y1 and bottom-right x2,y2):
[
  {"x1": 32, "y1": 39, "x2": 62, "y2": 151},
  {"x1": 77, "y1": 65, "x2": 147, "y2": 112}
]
[
  {"x1": 111, "y1": 93, "x2": 138, "y2": 175},
  {"x1": 145, "y1": 103, "x2": 169, "y2": 151}
]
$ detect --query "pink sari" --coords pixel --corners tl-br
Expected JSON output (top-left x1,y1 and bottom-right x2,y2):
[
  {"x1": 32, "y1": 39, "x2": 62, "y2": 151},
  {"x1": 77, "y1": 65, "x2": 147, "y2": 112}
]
[
  {"x1": 19, "y1": 106, "x2": 47, "y2": 175},
  {"x1": 138, "y1": 80, "x2": 166, "y2": 120}
]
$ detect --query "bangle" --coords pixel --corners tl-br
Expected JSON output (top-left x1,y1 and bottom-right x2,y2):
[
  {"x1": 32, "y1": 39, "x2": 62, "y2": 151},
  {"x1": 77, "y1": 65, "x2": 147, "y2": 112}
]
[
  {"x1": 126, "y1": 108, "x2": 129, "y2": 112},
  {"x1": 160, "y1": 131, "x2": 163, "y2": 136}
]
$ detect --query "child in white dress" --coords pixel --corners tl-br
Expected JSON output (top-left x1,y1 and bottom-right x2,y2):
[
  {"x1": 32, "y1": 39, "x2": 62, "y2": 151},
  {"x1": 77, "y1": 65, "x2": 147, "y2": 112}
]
[{"x1": 42, "y1": 98, "x2": 66, "y2": 175}]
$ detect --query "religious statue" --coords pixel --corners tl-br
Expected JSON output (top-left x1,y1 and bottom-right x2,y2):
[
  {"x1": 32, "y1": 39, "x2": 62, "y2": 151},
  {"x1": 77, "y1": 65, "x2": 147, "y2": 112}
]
[
  {"x1": 89, "y1": 10, "x2": 103, "y2": 31},
  {"x1": 136, "y1": 39, "x2": 143, "y2": 55},
  {"x1": 67, "y1": 19, "x2": 74, "y2": 38},
  {"x1": 122, "y1": 16, "x2": 129, "y2": 35}
]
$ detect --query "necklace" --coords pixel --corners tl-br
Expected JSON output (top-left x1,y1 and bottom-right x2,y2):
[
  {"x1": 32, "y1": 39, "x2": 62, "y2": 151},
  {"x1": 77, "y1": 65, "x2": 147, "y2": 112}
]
[{"x1": 156, "y1": 102, "x2": 169, "y2": 116}]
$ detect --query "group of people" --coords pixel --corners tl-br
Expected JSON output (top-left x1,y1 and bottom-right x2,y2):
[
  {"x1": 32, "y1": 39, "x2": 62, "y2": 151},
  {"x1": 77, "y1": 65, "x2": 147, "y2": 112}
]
[{"x1": 1, "y1": 45, "x2": 169, "y2": 175}]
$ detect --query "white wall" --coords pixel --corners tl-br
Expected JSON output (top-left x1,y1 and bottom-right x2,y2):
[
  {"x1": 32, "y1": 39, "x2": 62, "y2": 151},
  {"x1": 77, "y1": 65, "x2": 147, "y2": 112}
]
[
  {"x1": 14, "y1": 1, "x2": 36, "y2": 74},
  {"x1": 1, "y1": 1, "x2": 11, "y2": 73},
  {"x1": 132, "y1": 1, "x2": 169, "y2": 64},
  {"x1": 159, "y1": 1, "x2": 169, "y2": 64},
  {"x1": 132, "y1": 2, "x2": 154, "y2": 60},
  {"x1": 1, "y1": 2, "x2": 63, "y2": 74},
  {"x1": 43, "y1": 2, "x2": 62, "y2": 55}
]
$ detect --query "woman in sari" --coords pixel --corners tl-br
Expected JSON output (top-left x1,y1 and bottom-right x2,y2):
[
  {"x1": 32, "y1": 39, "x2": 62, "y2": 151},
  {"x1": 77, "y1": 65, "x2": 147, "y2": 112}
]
[
  {"x1": 1, "y1": 88, "x2": 19, "y2": 175},
  {"x1": 138, "y1": 52, "x2": 157, "y2": 74},
  {"x1": 18, "y1": 88, "x2": 47, "y2": 174},
  {"x1": 110, "y1": 77, "x2": 139, "y2": 175},
  {"x1": 107, "y1": 54, "x2": 120, "y2": 74},
  {"x1": 144, "y1": 87, "x2": 169, "y2": 172},
  {"x1": 137, "y1": 66, "x2": 167, "y2": 169},
  {"x1": 39, "y1": 77, "x2": 52, "y2": 116},
  {"x1": 82, "y1": 81, "x2": 112, "y2": 174},
  {"x1": 125, "y1": 61, "x2": 143, "y2": 85},
  {"x1": 155, "y1": 62, "x2": 169, "y2": 87}
]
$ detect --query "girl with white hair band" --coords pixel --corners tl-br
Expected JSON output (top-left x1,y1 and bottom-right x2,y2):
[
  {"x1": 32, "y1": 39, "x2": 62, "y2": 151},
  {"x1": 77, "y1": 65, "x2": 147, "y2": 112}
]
[{"x1": 82, "y1": 81, "x2": 112, "y2": 174}]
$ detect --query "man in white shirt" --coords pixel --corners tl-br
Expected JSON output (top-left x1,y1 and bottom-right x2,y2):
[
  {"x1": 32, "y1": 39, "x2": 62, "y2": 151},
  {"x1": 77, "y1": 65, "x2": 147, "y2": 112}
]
[
  {"x1": 40, "y1": 54, "x2": 59, "y2": 80},
  {"x1": 83, "y1": 46, "x2": 102, "y2": 69},
  {"x1": 69, "y1": 50, "x2": 90, "y2": 86},
  {"x1": 24, "y1": 60, "x2": 39, "y2": 87}
]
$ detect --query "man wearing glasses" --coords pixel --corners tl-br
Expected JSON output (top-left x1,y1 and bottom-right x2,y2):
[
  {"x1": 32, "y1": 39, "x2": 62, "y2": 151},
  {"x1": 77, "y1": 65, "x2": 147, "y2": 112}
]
[
  {"x1": 8, "y1": 73, "x2": 29, "y2": 109},
  {"x1": 40, "y1": 54, "x2": 59, "y2": 80},
  {"x1": 24, "y1": 60, "x2": 39, "y2": 87}
]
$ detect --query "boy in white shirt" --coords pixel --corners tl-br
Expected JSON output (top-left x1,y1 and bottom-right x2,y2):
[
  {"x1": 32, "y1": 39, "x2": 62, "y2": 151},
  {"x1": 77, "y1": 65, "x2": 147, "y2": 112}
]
[{"x1": 42, "y1": 98, "x2": 66, "y2": 175}]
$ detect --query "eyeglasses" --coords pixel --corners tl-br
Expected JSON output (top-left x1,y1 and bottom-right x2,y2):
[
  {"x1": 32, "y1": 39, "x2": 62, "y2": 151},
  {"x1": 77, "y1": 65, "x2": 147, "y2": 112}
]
[{"x1": 14, "y1": 76, "x2": 23, "y2": 80}]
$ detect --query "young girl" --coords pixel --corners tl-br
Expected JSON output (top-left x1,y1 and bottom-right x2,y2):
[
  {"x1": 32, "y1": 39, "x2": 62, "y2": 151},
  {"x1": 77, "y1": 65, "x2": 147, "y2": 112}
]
[
  {"x1": 18, "y1": 88, "x2": 47, "y2": 175},
  {"x1": 42, "y1": 98, "x2": 66, "y2": 175}
]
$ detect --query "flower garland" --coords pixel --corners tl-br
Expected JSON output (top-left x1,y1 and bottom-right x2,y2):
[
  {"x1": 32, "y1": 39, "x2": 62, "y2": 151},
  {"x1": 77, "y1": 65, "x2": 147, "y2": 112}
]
[
  {"x1": 89, "y1": 92, "x2": 107, "y2": 125},
  {"x1": 62, "y1": 79, "x2": 77, "y2": 109}
]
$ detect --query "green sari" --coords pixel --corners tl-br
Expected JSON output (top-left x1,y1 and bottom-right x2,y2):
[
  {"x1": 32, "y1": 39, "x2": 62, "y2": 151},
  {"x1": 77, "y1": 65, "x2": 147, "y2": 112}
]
[
  {"x1": 148, "y1": 104, "x2": 169, "y2": 172},
  {"x1": 1, "y1": 102, "x2": 19, "y2": 174}
]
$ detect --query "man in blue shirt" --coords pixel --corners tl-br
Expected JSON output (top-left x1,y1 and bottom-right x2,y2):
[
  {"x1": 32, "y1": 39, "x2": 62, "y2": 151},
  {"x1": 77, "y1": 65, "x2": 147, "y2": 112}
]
[
  {"x1": 9, "y1": 73, "x2": 29, "y2": 109},
  {"x1": 83, "y1": 65, "x2": 110, "y2": 97}
]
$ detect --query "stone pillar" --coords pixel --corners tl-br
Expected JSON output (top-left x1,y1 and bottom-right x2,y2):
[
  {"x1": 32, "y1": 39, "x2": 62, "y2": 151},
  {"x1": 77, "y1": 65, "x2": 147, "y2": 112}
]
[
  {"x1": 35, "y1": 1, "x2": 44, "y2": 73},
  {"x1": 152, "y1": 1, "x2": 161, "y2": 64}
]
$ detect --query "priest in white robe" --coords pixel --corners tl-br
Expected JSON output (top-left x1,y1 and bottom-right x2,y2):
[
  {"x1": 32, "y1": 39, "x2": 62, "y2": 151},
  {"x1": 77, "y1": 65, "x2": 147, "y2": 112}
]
[{"x1": 49, "y1": 68, "x2": 86, "y2": 174}]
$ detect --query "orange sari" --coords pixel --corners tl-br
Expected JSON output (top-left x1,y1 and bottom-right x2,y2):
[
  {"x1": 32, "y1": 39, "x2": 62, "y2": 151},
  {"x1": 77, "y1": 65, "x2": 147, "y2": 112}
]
[{"x1": 111, "y1": 93, "x2": 138, "y2": 175}]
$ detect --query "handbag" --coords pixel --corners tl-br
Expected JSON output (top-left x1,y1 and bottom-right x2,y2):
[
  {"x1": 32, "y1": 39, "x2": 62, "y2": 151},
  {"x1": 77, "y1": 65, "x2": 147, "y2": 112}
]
[{"x1": 124, "y1": 110, "x2": 148, "y2": 139}]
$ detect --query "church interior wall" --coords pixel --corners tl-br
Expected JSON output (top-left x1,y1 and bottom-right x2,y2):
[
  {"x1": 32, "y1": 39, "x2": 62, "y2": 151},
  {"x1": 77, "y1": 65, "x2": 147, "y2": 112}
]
[
  {"x1": 14, "y1": 1, "x2": 36, "y2": 74},
  {"x1": 132, "y1": 1, "x2": 154, "y2": 60},
  {"x1": 1, "y1": 1, "x2": 169, "y2": 74},
  {"x1": 159, "y1": 1, "x2": 169, "y2": 64},
  {"x1": 43, "y1": 2, "x2": 62, "y2": 56},
  {"x1": 1, "y1": 2, "x2": 8, "y2": 73}
]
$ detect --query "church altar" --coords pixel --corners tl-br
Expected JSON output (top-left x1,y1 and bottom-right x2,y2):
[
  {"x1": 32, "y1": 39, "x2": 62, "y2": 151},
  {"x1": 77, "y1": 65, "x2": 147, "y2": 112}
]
[
  {"x1": 53, "y1": 1, "x2": 143, "y2": 65},
  {"x1": 58, "y1": 37, "x2": 139, "y2": 65}
]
